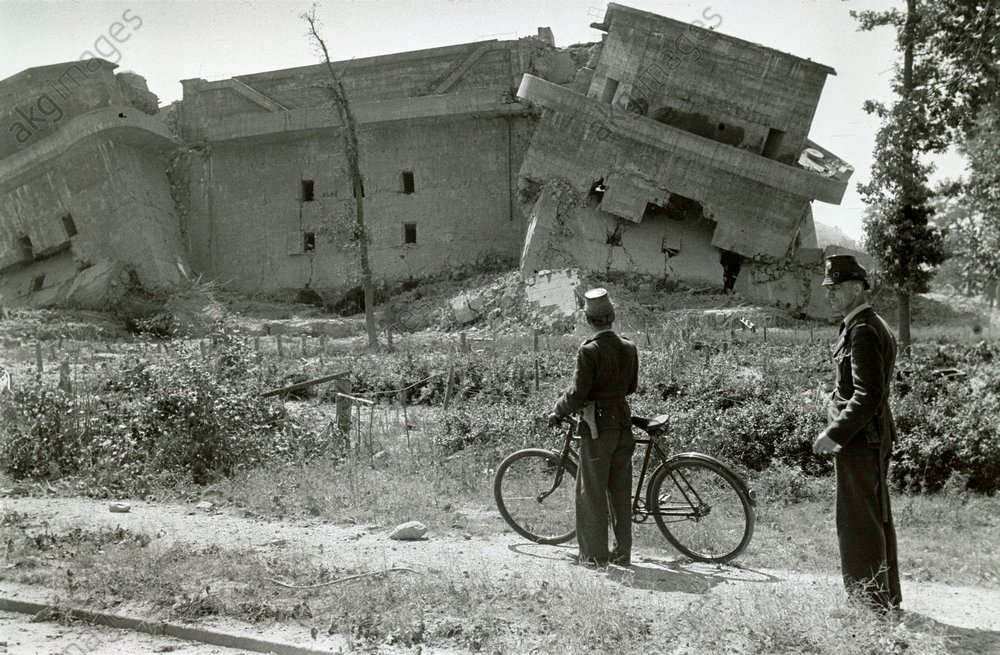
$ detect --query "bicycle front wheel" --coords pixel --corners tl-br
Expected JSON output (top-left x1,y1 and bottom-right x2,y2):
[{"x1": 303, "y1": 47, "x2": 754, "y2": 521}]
[
  {"x1": 494, "y1": 449, "x2": 577, "y2": 545},
  {"x1": 647, "y1": 456, "x2": 755, "y2": 563}
]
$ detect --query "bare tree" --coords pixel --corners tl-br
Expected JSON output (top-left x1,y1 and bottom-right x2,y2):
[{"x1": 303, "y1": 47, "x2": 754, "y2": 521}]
[{"x1": 303, "y1": 6, "x2": 378, "y2": 347}]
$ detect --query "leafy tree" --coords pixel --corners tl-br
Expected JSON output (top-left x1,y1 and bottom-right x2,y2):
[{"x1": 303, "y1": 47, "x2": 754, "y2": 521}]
[
  {"x1": 958, "y1": 103, "x2": 1000, "y2": 306},
  {"x1": 852, "y1": 0, "x2": 999, "y2": 353}
]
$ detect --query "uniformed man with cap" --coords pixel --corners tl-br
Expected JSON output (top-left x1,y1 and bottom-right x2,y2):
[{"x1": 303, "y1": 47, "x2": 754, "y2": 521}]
[
  {"x1": 813, "y1": 254, "x2": 902, "y2": 613},
  {"x1": 548, "y1": 288, "x2": 639, "y2": 567}
]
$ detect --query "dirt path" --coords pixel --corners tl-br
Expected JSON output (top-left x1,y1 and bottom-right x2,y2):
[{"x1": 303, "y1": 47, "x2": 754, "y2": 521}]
[{"x1": 2, "y1": 496, "x2": 1000, "y2": 654}]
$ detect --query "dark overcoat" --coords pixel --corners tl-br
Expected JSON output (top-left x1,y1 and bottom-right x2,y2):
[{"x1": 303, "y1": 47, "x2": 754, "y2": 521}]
[
  {"x1": 553, "y1": 330, "x2": 638, "y2": 434},
  {"x1": 826, "y1": 306, "x2": 897, "y2": 453}
]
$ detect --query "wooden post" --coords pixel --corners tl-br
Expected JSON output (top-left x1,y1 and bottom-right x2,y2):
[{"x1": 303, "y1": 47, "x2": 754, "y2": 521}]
[
  {"x1": 763, "y1": 325, "x2": 767, "y2": 344},
  {"x1": 335, "y1": 378, "x2": 352, "y2": 450},
  {"x1": 301, "y1": 334, "x2": 308, "y2": 358},
  {"x1": 460, "y1": 332, "x2": 467, "y2": 353},
  {"x1": 399, "y1": 390, "x2": 411, "y2": 455},
  {"x1": 253, "y1": 337, "x2": 260, "y2": 361},
  {"x1": 533, "y1": 329, "x2": 539, "y2": 353},
  {"x1": 319, "y1": 334, "x2": 326, "y2": 356},
  {"x1": 199, "y1": 340, "x2": 208, "y2": 360},
  {"x1": 58, "y1": 361, "x2": 71, "y2": 393},
  {"x1": 276, "y1": 334, "x2": 284, "y2": 358},
  {"x1": 443, "y1": 361, "x2": 456, "y2": 411},
  {"x1": 35, "y1": 341, "x2": 43, "y2": 375}
]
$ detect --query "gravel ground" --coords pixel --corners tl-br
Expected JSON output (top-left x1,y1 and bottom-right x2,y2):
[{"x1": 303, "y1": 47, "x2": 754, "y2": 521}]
[{"x1": 2, "y1": 495, "x2": 999, "y2": 654}]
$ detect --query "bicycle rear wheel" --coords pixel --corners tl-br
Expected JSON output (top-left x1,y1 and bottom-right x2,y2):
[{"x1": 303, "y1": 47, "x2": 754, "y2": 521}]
[
  {"x1": 647, "y1": 456, "x2": 755, "y2": 563},
  {"x1": 494, "y1": 448, "x2": 577, "y2": 545}
]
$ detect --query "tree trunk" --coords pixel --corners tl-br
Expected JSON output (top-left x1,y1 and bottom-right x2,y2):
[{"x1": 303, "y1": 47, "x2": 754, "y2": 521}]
[
  {"x1": 897, "y1": 290, "x2": 911, "y2": 356},
  {"x1": 898, "y1": 0, "x2": 916, "y2": 358},
  {"x1": 305, "y1": 11, "x2": 379, "y2": 348}
]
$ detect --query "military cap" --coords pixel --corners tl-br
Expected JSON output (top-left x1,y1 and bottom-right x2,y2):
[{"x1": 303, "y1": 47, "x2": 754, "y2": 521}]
[
  {"x1": 583, "y1": 288, "x2": 615, "y2": 321},
  {"x1": 822, "y1": 254, "x2": 870, "y2": 290}
]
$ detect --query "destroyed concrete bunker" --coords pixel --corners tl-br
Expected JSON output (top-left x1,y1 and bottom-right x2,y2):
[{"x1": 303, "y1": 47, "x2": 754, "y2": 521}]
[{"x1": 1, "y1": 3, "x2": 856, "y2": 320}]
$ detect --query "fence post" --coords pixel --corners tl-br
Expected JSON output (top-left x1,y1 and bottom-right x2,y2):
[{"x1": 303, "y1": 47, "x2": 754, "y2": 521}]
[
  {"x1": 199, "y1": 340, "x2": 208, "y2": 360},
  {"x1": 533, "y1": 329, "x2": 540, "y2": 390},
  {"x1": 301, "y1": 335, "x2": 308, "y2": 358},
  {"x1": 443, "y1": 361, "x2": 456, "y2": 411},
  {"x1": 58, "y1": 361, "x2": 72, "y2": 393},
  {"x1": 276, "y1": 334, "x2": 284, "y2": 359},
  {"x1": 35, "y1": 341, "x2": 43, "y2": 375},
  {"x1": 335, "y1": 378, "x2": 352, "y2": 448}
]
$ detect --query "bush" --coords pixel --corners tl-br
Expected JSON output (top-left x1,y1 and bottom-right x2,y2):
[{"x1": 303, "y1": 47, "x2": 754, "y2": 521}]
[
  {"x1": 892, "y1": 362, "x2": 1000, "y2": 494},
  {"x1": 0, "y1": 387, "x2": 91, "y2": 479},
  {"x1": 0, "y1": 336, "x2": 315, "y2": 493}
]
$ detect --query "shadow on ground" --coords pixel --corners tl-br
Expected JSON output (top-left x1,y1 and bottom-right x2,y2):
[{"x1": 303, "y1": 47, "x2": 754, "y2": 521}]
[
  {"x1": 901, "y1": 612, "x2": 1000, "y2": 655},
  {"x1": 508, "y1": 542, "x2": 780, "y2": 594}
]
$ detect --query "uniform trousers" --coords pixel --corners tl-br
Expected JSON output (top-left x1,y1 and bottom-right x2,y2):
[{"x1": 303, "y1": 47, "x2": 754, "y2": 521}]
[
  {"x1": 576, "y1": 426, "x2": 634, "y2": 564},
  {"x1": 834, "y1": 445, "x2": 902, "y2": 610}
]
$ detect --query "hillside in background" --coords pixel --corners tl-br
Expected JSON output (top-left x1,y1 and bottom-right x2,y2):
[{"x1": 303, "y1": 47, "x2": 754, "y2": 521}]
[{"x1": 814, "y1": 221, "x2": 863, "y2": 251}]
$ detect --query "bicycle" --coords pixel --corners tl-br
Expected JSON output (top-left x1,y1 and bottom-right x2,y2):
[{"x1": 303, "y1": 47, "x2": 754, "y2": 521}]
[{"x1": 493, "y1": 414, "x2": 756, "y2": 564}]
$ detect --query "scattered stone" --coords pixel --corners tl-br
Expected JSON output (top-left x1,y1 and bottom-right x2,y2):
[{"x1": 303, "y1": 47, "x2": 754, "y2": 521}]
[
  {"x1": 195, "y1": 501, "x2": 215, "y2": 512},
  {"x1": 109, "y1": 502, "x2": 131, "y2": 513},
  {"x1": 463, "y1": 533, "x2": 472, "y2": 540},
  {"x1": 389, "y1": 521, "x2": 428, "y2": 541}
]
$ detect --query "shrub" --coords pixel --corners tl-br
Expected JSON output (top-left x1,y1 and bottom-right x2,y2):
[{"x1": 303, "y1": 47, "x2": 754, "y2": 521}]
[
  {"x1": 892, "y1": 362, "x2": 1000, "y2": 494},
  {"x1": 0, "y1": 336, "x2": 314, "y2": 493}
]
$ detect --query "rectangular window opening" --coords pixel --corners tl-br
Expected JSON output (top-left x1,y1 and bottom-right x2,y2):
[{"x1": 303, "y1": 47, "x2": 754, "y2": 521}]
[
  {"x1": 31, "y1": 275, "x2": 45, "y2": 292},
  {"x1": 18, "y1": 236, "x2": 34, "y2": 261},
  {"x1": 61, "y1": 214, "x2": 78, "y2": 238},
  {"x1": 402, "y1": 171, "x2": 415, "y2": 194},
  {"x1": 600, "y1": 78, "x2": 620, "y2": 104},
  {"x1": 301, "y1": 180, "x2": 315, "y2": 202},
  {"x1": 303, "y1": 232, "x2": 316, "y2": 253},
  {"x1": 404, "y1": 223, "x2": 417, "y2": 244},
  {"x1": 762, "y1": 128, "x2": 785, "y2": 160}
]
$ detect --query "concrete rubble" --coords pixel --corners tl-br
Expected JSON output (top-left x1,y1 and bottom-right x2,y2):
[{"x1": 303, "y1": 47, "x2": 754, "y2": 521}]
[{"x1": 1, "y1": 3, "x2": 863, "y2": 320}]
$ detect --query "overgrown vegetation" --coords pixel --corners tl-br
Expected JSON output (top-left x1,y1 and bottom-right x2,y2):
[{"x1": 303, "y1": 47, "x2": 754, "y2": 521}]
[
  {"x1": 1, "y1": 299, "x2": 998, "y2": 653},
  {"x1": 4, "y1": 327, "x2": 1000, "y2": 495},
  {"x1": 0, "y1": 334, "x2": 322, "y2": 494}
]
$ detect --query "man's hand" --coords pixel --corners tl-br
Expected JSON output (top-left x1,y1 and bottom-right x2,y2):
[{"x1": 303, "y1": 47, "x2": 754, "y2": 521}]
[
  {"x1": 547, "y1": 413, "x2": 562, "y2": 428},
  {"x1": 813, "y1": 431, "x2": 842, "y2": 455}
]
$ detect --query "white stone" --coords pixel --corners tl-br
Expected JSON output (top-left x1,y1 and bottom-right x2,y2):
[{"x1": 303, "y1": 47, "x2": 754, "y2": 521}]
[{"x1": 389, "y1": 521, "x2": 427, "y2": 541}]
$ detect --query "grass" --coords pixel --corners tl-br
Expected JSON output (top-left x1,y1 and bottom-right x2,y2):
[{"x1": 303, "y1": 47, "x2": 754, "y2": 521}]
[
  {"x1": 0, "y1": 503, "x2": 963, "y2": 654},
  {"x1": 2, "y1": 291, "x2": 998, "y2": 653}
]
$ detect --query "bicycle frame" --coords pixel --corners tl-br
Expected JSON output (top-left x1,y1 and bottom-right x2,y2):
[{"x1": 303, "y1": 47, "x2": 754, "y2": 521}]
[{"x1": 555, "y1": 417, "x2": 751, "y2": 524}]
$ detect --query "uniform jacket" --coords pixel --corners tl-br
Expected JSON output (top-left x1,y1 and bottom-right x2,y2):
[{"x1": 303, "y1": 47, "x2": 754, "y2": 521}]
[
  {"x1": 553, "y1": 330, "x2": 639, "y2": 437},
  {"x1": 827, "y1": 306, "x2": 898, "y2": 451}
]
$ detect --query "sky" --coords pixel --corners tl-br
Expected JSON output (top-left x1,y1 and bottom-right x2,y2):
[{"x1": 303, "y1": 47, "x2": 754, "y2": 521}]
[{"x1": 0, "y1": 0, "x2": 968, "y2": 242}]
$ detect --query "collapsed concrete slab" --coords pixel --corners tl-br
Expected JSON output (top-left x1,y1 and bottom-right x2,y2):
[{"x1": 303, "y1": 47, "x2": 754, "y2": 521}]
[
  {"x1": 1, "y1": 4, "x2": 863, "y2": 321},
  {"x1": 523, "y1": 269, "x2": 581, "y2": 317},
  {"x1": 515, "y1": 3, "x2": 855, "y2": 319},
  {"x1": 0, "y1": 60, "x2": 188, "y2": 309}
]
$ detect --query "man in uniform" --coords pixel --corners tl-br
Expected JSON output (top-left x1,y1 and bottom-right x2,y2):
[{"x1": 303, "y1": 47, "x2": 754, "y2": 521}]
[
  {"x1": 548, "y1": 288, "x2": 639, "y2": 567},
  {"x1": 813, "y1": 254, "x2": 902, "y2": 613}
]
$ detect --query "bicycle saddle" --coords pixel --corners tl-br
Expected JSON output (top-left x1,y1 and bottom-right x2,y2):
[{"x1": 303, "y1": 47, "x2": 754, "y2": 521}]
[{"x1": 632, "y1": 414, "x2": 670, "y2": 434}]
